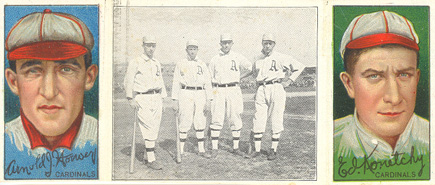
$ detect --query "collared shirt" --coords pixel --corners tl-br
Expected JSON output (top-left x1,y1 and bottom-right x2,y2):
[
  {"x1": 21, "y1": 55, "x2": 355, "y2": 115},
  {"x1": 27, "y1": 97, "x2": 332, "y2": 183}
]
[
  {"x1": 209, "y1": 50, "x2": 252, "y2": 84},
  {"x1": 253, "y1": 51, "x2": 305, "y2": 82},
  {"x1": 4, "y1": 112, "x2": 98, "y2": 179},
  {"x1": 334, "y1": 110, "x2": 429, "y2": 160},
  {"x1": 21, "y1": 108, "x2": 83, "y2": 151},
  {"x1": 172, "y1": 56, "x2": 212, "y2": 100},
  {"x1": 124, "y1": 54, "x2": 167, "y2": 98}
]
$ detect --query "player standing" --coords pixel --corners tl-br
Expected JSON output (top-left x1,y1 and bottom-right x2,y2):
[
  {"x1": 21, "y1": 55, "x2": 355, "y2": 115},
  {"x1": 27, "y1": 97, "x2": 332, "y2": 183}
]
[
  {"x1": 124, "y1": 36, "x2": 167, "y2": 170},
  {"x1": 172, "y1": 39, "x2": 212, "y2": 159},
  {"x1": 250, "y1": 34, "x2": 305, "y2": 160},
  {"x1": 208, "y1": 34, "x2": 252, "y2": 158}
]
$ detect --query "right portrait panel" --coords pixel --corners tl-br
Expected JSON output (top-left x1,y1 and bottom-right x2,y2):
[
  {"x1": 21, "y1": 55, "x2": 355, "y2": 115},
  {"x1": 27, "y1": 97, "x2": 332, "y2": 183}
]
[{"x1": 333, "y1": 6, "x2": 430, "y2": 181}]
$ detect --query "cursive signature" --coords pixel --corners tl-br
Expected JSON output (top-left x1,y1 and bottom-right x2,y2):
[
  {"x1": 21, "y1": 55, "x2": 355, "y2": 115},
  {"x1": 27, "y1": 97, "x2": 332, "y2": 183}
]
[
  {"x1": 338, "y1": 146, "x2": 425, "y2": 178},
  {"x1": 5, "y1": 148, "x2": 96, "y2": 177}
]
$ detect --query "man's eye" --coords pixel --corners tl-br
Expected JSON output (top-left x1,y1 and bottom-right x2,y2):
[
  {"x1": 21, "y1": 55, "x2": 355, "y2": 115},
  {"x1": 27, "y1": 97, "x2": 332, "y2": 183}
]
[
  {"x1": 368, "y1": 74, "x2": 379, "y2": 79},
  {"x1": 29, "y1": 69, "x2": 39, "y2": 73},
  {"x1": 60, "y1": 67, "x2": 74, "y2": 73},
  {"x1": 399, "y1": 73, "x2": 409, "y2": 77},
  {"x1": 62, "y1": 67, "x2": 71, "y2": 72}
]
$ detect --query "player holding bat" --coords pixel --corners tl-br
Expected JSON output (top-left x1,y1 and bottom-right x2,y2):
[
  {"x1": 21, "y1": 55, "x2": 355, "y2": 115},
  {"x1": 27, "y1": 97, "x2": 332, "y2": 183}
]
[{"x1": 124, "y1": 36, "x2": 167, "y2": 170}]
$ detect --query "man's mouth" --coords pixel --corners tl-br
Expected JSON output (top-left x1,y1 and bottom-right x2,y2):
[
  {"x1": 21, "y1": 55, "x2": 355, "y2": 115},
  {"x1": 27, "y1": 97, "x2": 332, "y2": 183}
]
[
  {"x1": 378, "y1": 111, "x2": 404, "y2": 117},
  {"x1": 38, "y1": 105, "x2": 62, "y2": 114}
]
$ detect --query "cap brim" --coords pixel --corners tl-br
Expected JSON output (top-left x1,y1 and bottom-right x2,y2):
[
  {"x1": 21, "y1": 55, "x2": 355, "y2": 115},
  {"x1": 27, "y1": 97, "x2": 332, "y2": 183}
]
[
  {"x1": 7, "y1": 41, "x2": 88, "y2": 61},
  {"x1": 346, "y1": 33, "x2": 419, "y2": 51}
]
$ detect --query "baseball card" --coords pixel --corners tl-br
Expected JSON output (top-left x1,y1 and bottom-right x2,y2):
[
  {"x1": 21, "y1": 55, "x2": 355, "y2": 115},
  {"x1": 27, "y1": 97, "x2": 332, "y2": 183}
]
[
  {"x1": 333, "y1": 6, "x2": 430, "y2": 181},
  {"x1": 2, "y1": 0, "x2": 435, "y2": 185},
  {"x1": 3, "y1": 5, "x2": 100, "y2": 179}
]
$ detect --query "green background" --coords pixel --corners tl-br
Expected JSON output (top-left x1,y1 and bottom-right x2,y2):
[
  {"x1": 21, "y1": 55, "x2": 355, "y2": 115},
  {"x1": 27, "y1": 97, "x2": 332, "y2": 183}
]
[
  {"x1": 333, "y1": 6, "x2": 430, "y2": 181},
  {"x1": 333, "y1": 6, "x2": 430, "y2": 120}
]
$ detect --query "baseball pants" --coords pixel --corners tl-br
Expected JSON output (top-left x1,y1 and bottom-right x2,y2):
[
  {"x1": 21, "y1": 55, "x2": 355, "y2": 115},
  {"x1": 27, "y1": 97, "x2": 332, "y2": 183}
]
[
  {"x1": 135, "y1": 94, "x2": 163, "y2": 141},
  {"x1": 252, "y1": 83, "x2": 286, "y2": 134},
  {"x1": 178, "y1": 89, "x2": 207, "y2": 132},
  {"x1": 210, "y1": 86, "x2": 244, "y2": 130}
]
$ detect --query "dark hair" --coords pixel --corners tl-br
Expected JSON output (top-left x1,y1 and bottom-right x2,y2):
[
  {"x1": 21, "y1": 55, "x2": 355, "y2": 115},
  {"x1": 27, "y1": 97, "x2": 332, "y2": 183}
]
[
  {"x1": 343, "y1": 44, "x2": 419, "y2": 75},
  {"x1": 8, "y1": 52, "x2": 92, "y2": 72}
]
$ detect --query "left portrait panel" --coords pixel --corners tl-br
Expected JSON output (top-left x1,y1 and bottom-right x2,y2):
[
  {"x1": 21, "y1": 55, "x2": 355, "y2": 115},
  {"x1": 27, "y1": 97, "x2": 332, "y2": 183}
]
[{"x1": 4, "y1": 5, "x2": 99, "y2": 179}]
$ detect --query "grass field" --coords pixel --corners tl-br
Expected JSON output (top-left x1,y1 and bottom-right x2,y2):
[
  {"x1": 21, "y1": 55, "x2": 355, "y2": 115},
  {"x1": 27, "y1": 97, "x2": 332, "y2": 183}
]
[{"x1": 112, "y1": 94, "x2": 316, "y2": 180}]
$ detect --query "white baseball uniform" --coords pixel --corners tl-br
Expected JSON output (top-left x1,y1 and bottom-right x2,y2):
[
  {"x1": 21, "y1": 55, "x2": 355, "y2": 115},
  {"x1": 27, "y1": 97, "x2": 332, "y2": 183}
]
[
  {"x1": 208, "y1": 50, "x2": 251, "y2": 154},
  {"x1": 124, "y1": 53, "x2": 167, "y2": 141},
  {"x1": 252, "y1": 50, "x2": 305, "y2": 153},
  {"x1": 172, "y1": 56, "x2": 212, "y2": 133},
  {"x1": 209, "y1": 51, "x2": 252, "y2": 130}
]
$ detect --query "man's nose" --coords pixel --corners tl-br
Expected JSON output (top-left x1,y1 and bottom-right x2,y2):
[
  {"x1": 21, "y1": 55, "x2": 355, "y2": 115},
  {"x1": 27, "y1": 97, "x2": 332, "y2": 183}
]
[
  {"x1": 383, "y1": 76, "x2": 402, "y2": 105},
  {"x1": 39, "y1": 71, "x2": 59, "y2": 99}
]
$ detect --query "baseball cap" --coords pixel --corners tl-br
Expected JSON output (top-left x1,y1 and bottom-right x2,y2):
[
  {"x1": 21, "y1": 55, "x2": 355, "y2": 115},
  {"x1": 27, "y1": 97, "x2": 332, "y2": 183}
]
[
  {"x1": 5, "y1": 9, "x2": 94, "y2": 61},
  {"x1": 143, "y1": 36, "x2": 156, "y2": 44},
  {"x1": 340, "y1": 11, "x2": 419, "y2": 57},
  {"x1": 220, "y1": 34, "x2": 233, "y2": 42},
  {"x1": 262, "y1": 33, "x2": 275, "y2": 42},
  {"x1": 186, "y1": 39, "x2": 199, "y2": 47}
]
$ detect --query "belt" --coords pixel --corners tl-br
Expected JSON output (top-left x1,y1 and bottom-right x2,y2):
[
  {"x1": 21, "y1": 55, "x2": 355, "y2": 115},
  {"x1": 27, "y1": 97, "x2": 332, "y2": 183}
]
[
  {"x1": 181, "y1": 85, "x2": 204, "y2": 90},
  {"x1": 258, "y1": 79, "x2": 282, "y2": 86},
  {"x1": 213, "y1": 82, "x2": 238, "y2": 87},
  {"x1": 136, "y1": 89, "x2": 161, "y2": 94}
]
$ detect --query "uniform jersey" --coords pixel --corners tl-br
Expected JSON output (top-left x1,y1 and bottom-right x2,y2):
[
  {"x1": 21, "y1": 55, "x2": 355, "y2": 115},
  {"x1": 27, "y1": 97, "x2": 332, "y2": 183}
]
[
  {"x1": 124, "y1": 54, "x2": 167, "y2": 98},
  {"x1": 209, "y1": 51, "x2": 252, "y2": 84},
  {"x1": 334, "y1": 111, "x2": 429, "y2": 160},
  {"x1": 253, "y1": 51, "x2": 305, "y2": 82},
  {"x1": 171, "y1": 56, "x2": 212, "y2": 100},
  {"x1": 4, "y1": 114, "x2": 98, "y2": 179}
]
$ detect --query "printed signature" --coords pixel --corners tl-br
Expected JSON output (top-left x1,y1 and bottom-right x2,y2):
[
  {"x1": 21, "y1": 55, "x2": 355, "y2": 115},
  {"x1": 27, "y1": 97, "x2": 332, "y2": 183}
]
[
  {"x1": 5, "y1": 148, "x2": 96, "y2": 177},
  {"x1": 337, "y1": 146, "x2": 425, "y2": 178}
]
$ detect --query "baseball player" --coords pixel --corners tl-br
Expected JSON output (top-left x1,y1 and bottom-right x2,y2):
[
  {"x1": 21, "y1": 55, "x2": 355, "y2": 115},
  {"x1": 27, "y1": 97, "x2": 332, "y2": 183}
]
[
  {"x1": 250, "y1": 34, "x2": 305, "y2": 160},
  {"x1": 335, "y1": 11, "x2": 428, "y2": 160},
  {"x1": 4, "y1": 9, "x2": 98, "y2": 179},
  {"x1": 208, "y1": 34, "x2": 252, "y2": 158},
  {"x1": 124, "y1": 36, "x2": 167, "y2": 170},
  {"x1": 172, "y1": 39, "x2": 212, "y2": 159}
]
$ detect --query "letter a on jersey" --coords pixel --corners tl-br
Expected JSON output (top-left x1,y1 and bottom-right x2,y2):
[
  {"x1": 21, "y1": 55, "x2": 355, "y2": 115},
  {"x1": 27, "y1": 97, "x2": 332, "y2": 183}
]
[
  {"x1": 197, "y1": 65, "x2": 203, "y2": 75},
  {"x1": 230, "y1": 60, "x2": 238, "y2": 71},
  {"x1": 269, "y1": 60, "x2": 278, "y2": 71}
]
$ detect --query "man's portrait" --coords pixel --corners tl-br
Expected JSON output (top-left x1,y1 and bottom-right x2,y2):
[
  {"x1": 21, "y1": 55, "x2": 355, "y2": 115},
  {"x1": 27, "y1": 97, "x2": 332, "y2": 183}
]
[
  {"x1": 333, "y1": 6, "x2": 429, "y2": 181},
  {"x1": 4, "y1": 6, "x2": 99, "y2": 179}
]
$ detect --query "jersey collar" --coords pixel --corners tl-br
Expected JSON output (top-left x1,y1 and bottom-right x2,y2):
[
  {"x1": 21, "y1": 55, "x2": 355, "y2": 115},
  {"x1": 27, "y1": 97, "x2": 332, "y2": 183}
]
[
  {"x1": 187, "y1": 55, "x2": 198, "y2": 61},
  {"x1": 219, "y1": 49, "x2": 231, "y2": 56},
  {"x1": 20, "y1": 108, "x2": 84, "y2": 151},
  {"x1": 353, "y1": 109, "x2": 415, "y2": 157},
  {"x1": 141, "y1": 53, "x2": 155, "y2": 62}
]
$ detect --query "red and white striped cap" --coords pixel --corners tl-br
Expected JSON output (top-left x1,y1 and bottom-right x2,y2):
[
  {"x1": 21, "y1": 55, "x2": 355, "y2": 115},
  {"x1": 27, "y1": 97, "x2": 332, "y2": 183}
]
[
  {"x1": 5, "y1": 9, "x2": 94, "y2": 61},
  {"x1": 340, "y1": 11, "x2": 419, "y2": 57}
]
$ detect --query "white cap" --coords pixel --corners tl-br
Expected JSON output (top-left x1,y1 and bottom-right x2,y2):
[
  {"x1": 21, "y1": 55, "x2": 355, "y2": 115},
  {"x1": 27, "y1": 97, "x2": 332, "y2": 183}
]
[
  {"x1": 220, "y1": 34, "x2": 233, "y2": 41},
  {"x1": 262, "y1": 33, "x2": 275, "y2": 42},
  {"x1": 5, "y1": 9, "x2": 94, "y2": 61},
  {"x1": 143, "y1": 36, "x2": 156, "y2": 44},
  {"x1": 340, "y1": 11, "x2": 419, "y2": 58},
  {"x1": 186, "y1": 39, "x2": 199, "y2": 47}
]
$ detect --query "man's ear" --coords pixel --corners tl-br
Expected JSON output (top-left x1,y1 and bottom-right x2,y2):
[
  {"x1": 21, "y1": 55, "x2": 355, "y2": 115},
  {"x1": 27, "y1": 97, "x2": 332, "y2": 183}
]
[
  {"x1": 85, "y1": 65, "x2": 98, "y2": 91},
  {"x1": 5, "y1": 68, "x2": 19, "y2": 95},
  {"x1": 416, "y1": 68, "x2": 421, "y2": 84},
  {"x1": 340, "y1": 72, "x2": 355, "y2": 99}
]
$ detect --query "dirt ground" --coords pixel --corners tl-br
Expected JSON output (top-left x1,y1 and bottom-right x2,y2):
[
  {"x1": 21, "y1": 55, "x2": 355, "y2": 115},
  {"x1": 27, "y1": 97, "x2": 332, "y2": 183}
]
[{"x1": 112, "y1": 94, "x2": 316, "y2": 181}]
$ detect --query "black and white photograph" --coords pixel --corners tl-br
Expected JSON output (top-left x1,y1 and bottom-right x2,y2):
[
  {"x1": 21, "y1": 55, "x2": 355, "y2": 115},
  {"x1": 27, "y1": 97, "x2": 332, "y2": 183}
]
[{"x1": 112, "y1": 6, "x2": 317, "y2": 180}]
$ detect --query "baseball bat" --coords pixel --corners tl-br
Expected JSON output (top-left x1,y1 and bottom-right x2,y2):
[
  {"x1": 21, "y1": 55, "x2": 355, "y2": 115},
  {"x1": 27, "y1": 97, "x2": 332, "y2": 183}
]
[
  {"x1": 129, "y1": 108, "x2": 137, "y2": 174},
  {"x1": 175, "y1": 113, "x2": 182, "y2": 163},
  {"x1": 248, "y1": 131, "x2": 253, "y2": 154}
]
